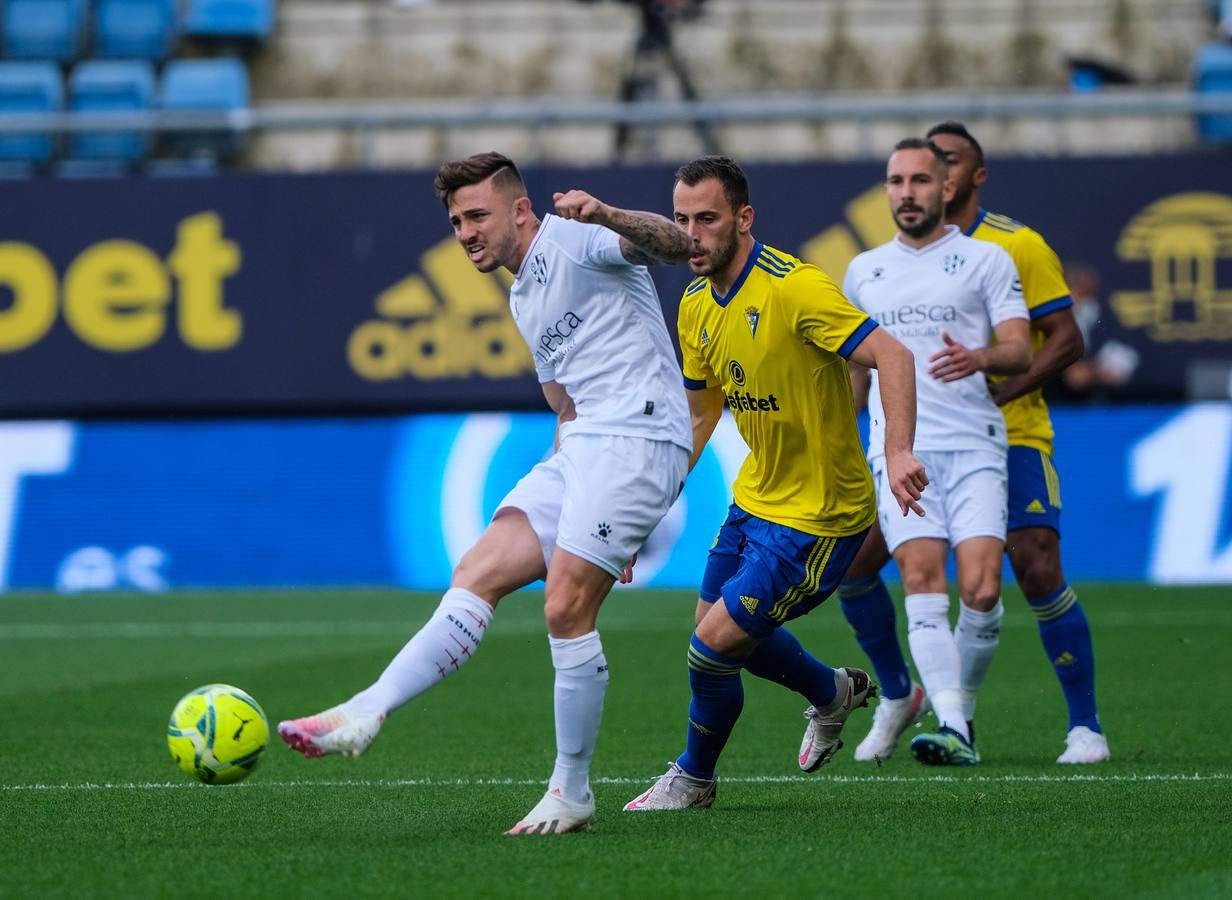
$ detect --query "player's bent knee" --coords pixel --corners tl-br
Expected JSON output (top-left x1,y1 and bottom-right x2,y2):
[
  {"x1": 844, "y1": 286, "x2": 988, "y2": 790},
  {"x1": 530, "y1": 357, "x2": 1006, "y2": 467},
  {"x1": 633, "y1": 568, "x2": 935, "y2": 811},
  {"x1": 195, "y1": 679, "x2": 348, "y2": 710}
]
[
  {"x1": 958, "y1": 571, "x2": 1002, "y2": 611},
  {"x1": 959, "y1": 589, "x2": 1001, "y2": 612},
  {"x1": 694, "y1": 598, "x2": 714, "y2": 627},
  {"x1": 543, "y1": 588, "x2": 603, "y2": 637},
  {"x1": 900, "y1": 566, "x2": 946, "y2": 596}
]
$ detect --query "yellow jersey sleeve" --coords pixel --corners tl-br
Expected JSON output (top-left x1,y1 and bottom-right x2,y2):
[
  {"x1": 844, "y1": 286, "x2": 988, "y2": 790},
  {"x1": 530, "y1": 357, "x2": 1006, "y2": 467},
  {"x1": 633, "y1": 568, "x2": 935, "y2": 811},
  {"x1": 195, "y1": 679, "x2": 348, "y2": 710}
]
[
  {"x1": 678, "y1": 278, "x2": 718, "y2": 389},
  {"x1": 1007, "y1": 227, "x2": 1072, "y2": 318},
  {"x1": 781, "y1": 265, "x2": 877, "y2": 358}
]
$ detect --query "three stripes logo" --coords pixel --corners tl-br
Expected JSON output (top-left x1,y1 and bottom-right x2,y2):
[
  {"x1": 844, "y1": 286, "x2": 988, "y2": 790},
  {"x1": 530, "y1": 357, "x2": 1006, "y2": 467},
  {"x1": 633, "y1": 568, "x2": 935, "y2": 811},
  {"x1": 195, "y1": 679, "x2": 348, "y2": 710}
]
[{"x1": 347, "y1": 236, "x2": 534, "y2": 382}]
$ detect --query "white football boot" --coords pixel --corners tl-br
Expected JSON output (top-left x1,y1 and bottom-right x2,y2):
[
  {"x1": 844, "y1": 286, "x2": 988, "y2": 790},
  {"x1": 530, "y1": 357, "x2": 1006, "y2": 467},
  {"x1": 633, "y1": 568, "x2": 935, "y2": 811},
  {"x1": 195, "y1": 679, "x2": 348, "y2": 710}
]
[
  {"x1": 505, "y1": 788, "x2": 596, "y2": 835},
  {"x1": 623, "y1": 762, "x2": 717, "y2": 811},
  {"x1": 1057, "y1": 726, "x2": 1111, "y2": 764},
  {"x1": 852, "y1": 682, "x2": 930, "y2": 762},
  {"x1": 277, "y1": 704, "x2": 385, "y2": 759},
  {"x1": 798, "y1": 667, "x2": 877, "y2": 772}
]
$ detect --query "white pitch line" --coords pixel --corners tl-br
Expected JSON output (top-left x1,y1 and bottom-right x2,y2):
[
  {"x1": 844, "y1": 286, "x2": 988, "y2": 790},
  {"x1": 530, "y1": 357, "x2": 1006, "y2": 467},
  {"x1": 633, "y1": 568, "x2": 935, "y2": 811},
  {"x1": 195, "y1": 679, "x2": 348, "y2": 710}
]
[{"x1": 2, "y1": 772, "x2": 1229, "y2": 792}]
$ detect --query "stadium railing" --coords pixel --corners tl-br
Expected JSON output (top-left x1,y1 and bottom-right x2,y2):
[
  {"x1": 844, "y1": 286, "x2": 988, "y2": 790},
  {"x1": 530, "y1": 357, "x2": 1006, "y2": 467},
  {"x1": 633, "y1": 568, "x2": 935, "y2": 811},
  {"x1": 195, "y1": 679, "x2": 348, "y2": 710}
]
[{"x1": 1, "y1": 89, "x2": 1230, "y2": 167}]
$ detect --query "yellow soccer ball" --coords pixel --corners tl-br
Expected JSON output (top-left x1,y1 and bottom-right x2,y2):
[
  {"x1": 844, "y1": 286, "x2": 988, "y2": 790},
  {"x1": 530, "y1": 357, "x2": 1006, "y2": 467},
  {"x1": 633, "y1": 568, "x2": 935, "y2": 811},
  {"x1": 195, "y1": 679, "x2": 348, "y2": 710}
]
[{"x1": 167, "y1": 684, "x2": 269, "y2": 785}]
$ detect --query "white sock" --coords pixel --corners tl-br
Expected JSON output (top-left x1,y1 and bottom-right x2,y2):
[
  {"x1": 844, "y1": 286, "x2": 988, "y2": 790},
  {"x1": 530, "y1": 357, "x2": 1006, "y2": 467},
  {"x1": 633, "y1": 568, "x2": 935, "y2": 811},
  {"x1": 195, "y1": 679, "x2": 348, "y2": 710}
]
[
  {"x1": 346, "y1": 587, "x2": 493, "y2": 716},
  {"x1": 548, "y1": 631, "x2": 608, "y2": 805},
  {"x1": 905, "y1": 592, "x2": 968, "y2": 741},
  {"x1": 955, "y1": 599, "x2": 1004, "y2": 721}
]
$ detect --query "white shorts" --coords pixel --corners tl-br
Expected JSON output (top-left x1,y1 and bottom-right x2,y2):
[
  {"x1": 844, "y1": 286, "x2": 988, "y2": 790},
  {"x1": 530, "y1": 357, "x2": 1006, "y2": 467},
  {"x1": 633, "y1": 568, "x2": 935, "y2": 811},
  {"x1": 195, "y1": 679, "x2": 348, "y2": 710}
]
[
  {"x1": 874, "y1": 448, "x2": 1008, "y2": 553},
  {"x1": 496, "y1": 432, "x2": 689, "y2": 578}
]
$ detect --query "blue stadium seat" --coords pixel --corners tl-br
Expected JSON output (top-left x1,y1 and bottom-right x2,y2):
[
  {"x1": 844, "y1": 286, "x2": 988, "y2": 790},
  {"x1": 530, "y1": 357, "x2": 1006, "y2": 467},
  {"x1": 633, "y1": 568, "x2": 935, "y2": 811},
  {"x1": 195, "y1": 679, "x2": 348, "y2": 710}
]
[
  {"x1": 68, "y1": 61, "x2": 156, "y2": 164},
  {"x1": 2, "y1": 0, "x2": 87, "y2": 62},
  {"x1": 0, "y1": 62, "x2": 64, "y2": 167},
  {"x1": 1195, "y1": 41, "x2": 1232, "y2": 141},
  {"x1": 159, "y1": 58, "x2": 250, "y2": 160},
  {"x1": 181, "y1": 0, "x2": 274, "y2": 42},
  {"x1": 94, "y1": 0, "x2": 179, "y2": 61}
]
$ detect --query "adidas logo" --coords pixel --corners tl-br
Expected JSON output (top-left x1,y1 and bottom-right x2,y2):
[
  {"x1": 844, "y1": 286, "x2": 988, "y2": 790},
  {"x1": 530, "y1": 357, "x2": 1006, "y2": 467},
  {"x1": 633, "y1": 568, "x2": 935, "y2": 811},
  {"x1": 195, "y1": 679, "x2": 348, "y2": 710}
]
[
  {"x1": 740, "y1": 595, "x2": 759, "y2": 614},
  {"x1": 347, "y1": 236, "x2": 534, "y2": 382},
  {"x1": 1054, "y1": 651, "x2": 1078, "y2": 667},
  {"x1": 1026, "y1": 499, "x2": 1047, "y2": 514}
]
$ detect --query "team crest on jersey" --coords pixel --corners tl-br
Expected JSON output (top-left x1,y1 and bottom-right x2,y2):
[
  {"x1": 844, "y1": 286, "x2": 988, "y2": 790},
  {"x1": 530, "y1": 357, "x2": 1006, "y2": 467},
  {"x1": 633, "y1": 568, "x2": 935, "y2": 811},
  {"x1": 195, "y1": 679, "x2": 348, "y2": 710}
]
[
  {"x1": 744, "y1": 305, "x2": 761, "y2": 337},
  {"x1": 943, "y1": 254, "x2": 966, "y2": 275},
  {"x1": 700, "y1": 327, "x2": 711, "y2": 346},
  {"x1": 530, "y1": 252, "x2": 549, "y2": 285}
]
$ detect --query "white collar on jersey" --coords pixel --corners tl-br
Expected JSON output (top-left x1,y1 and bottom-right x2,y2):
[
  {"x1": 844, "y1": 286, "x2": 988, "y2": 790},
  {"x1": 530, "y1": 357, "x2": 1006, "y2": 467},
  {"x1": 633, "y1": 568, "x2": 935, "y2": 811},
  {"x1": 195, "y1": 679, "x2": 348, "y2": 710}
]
[{"x1": 892, "y1": 223, "x2": 962, "y2": 256}]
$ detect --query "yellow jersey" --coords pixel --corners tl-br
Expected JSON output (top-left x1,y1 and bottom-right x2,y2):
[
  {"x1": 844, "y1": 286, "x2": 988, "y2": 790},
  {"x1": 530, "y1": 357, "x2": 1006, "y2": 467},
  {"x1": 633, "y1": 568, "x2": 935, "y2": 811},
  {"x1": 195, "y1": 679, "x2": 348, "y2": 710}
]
[
  {"x1": 678, "y1": 242, "x2": 877, "y2": 537},
  {"x1": 970, "y1": 210, "x2": 1072, "y2": 455}
]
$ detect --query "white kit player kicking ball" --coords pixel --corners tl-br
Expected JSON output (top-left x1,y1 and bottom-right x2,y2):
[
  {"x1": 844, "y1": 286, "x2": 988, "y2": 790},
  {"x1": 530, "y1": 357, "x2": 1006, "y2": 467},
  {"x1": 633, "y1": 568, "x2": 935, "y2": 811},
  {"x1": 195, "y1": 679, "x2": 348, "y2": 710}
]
[
  {"x1": 843, "y1": 138, "x2": 1031, "y2": 765},
  {"x1": 279, "y1": 152, "x2": 694, "y2": 833}
]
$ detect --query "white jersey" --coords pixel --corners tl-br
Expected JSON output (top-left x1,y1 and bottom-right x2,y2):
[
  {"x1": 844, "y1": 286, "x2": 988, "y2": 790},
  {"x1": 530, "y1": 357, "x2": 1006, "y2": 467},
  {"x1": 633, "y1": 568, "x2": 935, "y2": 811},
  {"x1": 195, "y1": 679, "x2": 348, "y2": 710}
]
[
  {"x1": 509, "y1": 214, "x2": 691, "y2": 452},
  {"x1": 843, "y1": 226, "x2": 1027, "y2": 459}
]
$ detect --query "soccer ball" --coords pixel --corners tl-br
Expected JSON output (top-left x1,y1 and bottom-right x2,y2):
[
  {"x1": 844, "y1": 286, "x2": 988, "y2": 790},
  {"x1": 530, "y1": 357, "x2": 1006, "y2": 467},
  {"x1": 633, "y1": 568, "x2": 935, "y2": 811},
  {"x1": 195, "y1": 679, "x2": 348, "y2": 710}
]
[{"x1": 167, "y1": 684, "x2": 269, "y2": 785}]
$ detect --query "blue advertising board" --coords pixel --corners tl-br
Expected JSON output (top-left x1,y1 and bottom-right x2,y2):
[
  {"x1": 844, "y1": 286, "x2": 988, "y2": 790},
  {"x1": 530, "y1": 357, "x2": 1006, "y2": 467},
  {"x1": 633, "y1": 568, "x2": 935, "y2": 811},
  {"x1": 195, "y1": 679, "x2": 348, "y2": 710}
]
[
  {"x1": 1, "y1": 155, "x2": 1230, "y2": 416},
  {"x1": 3, "y1": 404, "x2": 1230, "y2": 591}
]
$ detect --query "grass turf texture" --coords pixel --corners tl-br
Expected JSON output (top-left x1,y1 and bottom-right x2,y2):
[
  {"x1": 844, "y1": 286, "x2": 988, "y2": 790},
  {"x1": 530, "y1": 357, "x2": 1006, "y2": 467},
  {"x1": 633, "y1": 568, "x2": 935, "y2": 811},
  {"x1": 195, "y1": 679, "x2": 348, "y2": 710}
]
[{"x1": 2, "y1": 585, "x2": 1230, "y2": 899}]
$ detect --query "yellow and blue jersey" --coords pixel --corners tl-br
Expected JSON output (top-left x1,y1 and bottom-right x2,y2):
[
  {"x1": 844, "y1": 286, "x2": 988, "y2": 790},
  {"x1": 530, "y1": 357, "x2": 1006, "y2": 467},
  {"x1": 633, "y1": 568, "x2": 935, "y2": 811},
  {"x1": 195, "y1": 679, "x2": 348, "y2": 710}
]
[
  {"x1": 677, "y1": 241, "x2": 877, "y2": 537},
  {"x1": 969, "y1": 209, "x2": 1072, "y2": 455}
]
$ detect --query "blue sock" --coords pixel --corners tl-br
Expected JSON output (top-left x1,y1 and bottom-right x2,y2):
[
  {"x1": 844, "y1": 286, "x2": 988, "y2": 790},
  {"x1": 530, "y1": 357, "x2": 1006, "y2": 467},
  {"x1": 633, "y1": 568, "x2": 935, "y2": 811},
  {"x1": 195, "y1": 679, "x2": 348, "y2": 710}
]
[
  {"x1": 676, "y1": 634, "x2": 745, "y2": 780},
  {"x1": 1028, "y1": 583, "x2": 1101, "y2": 732},
  {"x1": 838, "y1": 575, "x2": 911, "y2": 700},
  {"x1": 744, "y1": 627, "x2": 837, "y2": 708}
]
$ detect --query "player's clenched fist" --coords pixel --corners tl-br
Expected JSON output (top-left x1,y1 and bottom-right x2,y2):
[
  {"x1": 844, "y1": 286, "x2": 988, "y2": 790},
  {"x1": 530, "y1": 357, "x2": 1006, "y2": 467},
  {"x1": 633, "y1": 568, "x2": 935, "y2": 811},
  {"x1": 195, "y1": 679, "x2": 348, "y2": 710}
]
[{"x1": 554, "y1": 190, "x2": 611, "y2": 225}]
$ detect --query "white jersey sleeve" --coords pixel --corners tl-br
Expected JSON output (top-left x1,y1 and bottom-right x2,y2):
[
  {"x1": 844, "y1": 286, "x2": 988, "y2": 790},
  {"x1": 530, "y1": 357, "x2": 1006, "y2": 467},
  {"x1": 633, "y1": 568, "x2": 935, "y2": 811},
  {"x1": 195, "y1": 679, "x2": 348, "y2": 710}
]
[
  {"x1": 983, "y1": 245, "x2": 1029, "y2": 327},
  {"x1": 582, "y1": 223, "x2": 628, "y2": 269}
]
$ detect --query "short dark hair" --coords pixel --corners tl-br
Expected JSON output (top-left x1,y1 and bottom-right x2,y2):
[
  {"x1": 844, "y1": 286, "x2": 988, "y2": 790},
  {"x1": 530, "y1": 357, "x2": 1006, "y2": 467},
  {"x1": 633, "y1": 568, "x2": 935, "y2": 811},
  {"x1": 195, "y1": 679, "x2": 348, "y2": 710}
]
[
  {"x1": 433, "y1": 151, "x2": 527, "y2": 205},
  {"x1": 674, "y1": 155, "x2": 750, "y2": 212},
  {"x1": 925, "y1": 121, "x2": 985, "y2": 166},
  {"x1": 892, "y1": 136, "x2": 949, "y2": 169}
]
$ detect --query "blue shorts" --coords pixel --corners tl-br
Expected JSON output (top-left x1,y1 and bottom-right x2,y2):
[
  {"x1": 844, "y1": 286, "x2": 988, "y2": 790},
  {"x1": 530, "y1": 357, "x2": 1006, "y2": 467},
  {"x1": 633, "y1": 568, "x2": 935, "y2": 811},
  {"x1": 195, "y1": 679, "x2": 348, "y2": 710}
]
[
  {"x1": 1007, "y1": 445, "x2": 1062, "y2": 535},
  {"x1": 699, "y1": 503, "x2": 869, "y2": 639}
]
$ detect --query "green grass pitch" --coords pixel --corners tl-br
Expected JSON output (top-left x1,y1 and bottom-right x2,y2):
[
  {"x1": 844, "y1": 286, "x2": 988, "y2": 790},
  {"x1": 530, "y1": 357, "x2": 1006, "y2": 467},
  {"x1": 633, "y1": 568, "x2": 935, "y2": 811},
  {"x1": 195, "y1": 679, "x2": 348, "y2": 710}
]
[{"x1": 2, "y1": 585, "x2": 1230, "y2": 898}]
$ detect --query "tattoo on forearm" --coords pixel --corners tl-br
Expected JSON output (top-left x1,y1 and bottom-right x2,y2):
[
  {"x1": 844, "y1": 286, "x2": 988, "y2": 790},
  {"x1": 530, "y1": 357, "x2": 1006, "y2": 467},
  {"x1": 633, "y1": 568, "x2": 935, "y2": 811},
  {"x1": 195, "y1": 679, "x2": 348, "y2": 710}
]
[{"x1": 609, "y1": 209, "x2": 693, "y2": 265}]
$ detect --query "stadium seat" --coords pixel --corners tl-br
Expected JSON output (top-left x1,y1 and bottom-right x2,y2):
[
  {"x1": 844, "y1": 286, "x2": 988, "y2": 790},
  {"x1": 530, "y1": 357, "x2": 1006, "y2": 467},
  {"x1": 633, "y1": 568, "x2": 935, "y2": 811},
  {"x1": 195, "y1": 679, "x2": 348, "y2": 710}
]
[
  {"x1": 2, "y1": 0, "x2": 87, "y2": 62},
  {"x1": 159, "y1": 58, "x2": 250, "y2": 160},
  {"x1": 94, "y1": 0, "x2": 179, "y2": 61},
  {"x1": 0, "y1": 62, "x2": 64, "y2": 168},
  {"x1": 1195, "y1": 41, "x2": 1232, "y2": 141},
  {"x1": 67, "y1": 61, "x2": 157, "y2": 164},
  {"x1": 181, "y1": 0, "x2": 275, "y2": 43}
]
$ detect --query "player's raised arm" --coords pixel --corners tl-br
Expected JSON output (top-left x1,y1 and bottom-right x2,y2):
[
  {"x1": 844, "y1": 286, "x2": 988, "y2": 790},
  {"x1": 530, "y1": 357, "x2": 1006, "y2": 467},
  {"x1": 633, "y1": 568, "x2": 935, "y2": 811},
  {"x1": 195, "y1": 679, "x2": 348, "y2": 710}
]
[
  {"x1": 553, "y1": 189, "x2": 693, "y2": 265},
  {"x1": 848, "y1": 327, "x2": 927, "y2": 517}
]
